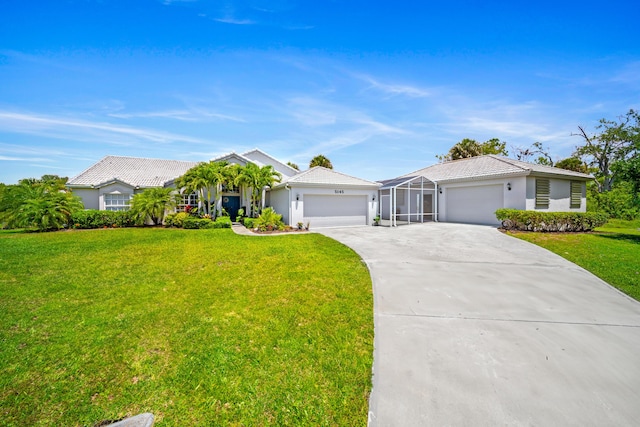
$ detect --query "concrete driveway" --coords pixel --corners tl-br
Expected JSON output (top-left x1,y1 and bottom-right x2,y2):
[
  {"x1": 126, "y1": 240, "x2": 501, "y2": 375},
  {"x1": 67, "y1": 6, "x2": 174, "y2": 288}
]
[{"x1": 319, "y1": 223, "x2": 640, "y2": 426}]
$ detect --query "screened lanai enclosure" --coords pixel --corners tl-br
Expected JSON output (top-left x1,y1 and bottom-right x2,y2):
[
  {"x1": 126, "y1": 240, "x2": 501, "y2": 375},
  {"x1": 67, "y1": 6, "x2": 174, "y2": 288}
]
[{"x1": 378, "y1": 176, "x2": 437, "y2": 226}]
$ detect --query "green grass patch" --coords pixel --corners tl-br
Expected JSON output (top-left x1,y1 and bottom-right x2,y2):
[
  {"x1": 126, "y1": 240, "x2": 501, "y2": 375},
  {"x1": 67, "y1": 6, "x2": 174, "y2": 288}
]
[
  {"x1": 508, "y1": 219, "x2": 640, "y2": 301},
  {"x1": 0, "y1": 228, "x2": 373, "y2": 426}
]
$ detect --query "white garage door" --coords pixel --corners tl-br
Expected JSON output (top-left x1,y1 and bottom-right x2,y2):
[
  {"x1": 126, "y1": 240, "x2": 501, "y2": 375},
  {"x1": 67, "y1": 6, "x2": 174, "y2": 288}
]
[
  {"x1": 446, "y1": 185, "x2": 504, "y2": 225},
  {"x1": 303, "y1": 195, "x2": 368, "y2": 228}
]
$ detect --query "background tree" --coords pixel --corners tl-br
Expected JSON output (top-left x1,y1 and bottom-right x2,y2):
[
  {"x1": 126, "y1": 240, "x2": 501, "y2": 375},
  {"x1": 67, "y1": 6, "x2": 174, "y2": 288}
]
[
  {"x1": 437, "y1": 138, "x2": 508, "y2": 162},
  {"x1": 130, "y1": 187, "x2": 179, "y2": 225},
  {"x1": 554, "y1": 157, "x2": 589, "y2": 173},
  {"x1": 512, "y1": 141, "x2": 553, "y2": 165},
  {"x1": 309, "y1": 155, "x2": 333, "y2": 169},
  {"x1": 573, "y1": 109, "x2": 640, "y2": 192},
  {"x1": 286, "y1": 161, "x2": 300, "y2": 171}
]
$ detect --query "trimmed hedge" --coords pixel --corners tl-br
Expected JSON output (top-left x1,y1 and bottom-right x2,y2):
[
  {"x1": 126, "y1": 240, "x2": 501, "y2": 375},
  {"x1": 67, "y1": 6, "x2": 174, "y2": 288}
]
[
  {"x1": 213, "y1": 216, "x2": 232, "y2": 229},
  {"x1": 183, "y1": 217, "x2": 214, "y2": 229},
  {"x1": 178, "y1": 215, "x2": 232, "y2": 229},
  {"x1": 495, "y1": 209, "x2": 609, "y2": 232},
  {"x1": 71, "y1": 209, "x2": 138, "y2": 229}
]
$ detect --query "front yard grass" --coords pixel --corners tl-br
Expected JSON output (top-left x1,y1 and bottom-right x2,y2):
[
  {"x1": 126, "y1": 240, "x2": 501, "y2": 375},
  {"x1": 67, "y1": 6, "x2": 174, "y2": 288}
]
[
  {"x1": 0, "y1": 228, "x2": 373, "y2": 426},
  {"x1": 509, "y1": 219, "x2": 640, "y2": 301}
]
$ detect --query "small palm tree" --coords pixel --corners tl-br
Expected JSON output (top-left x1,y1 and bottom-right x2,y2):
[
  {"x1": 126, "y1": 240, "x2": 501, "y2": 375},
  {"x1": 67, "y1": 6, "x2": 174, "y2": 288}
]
[
  {"x1": 237, "y1": 163, "x2": 282, "y2": 217},
  {"x1": 130, "y1": 187, "x2": 179, "y2": 225},
  {"x1": 309, "y1": 154, "x2": 333, "y2": 169}
]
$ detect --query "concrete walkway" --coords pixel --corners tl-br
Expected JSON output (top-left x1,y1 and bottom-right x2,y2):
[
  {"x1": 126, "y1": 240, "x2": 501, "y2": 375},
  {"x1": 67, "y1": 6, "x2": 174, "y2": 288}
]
[{"x1": 319, "y1": 223, "x2": 640, "y2": 426}]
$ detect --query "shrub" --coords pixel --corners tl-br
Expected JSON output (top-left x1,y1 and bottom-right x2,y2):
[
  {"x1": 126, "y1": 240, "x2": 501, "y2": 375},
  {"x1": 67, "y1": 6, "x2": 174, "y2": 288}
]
[
  {"x1": 165, "y1": 212, "x2": 189, "y2": 228},
  {"x1": 243, "y1": 217, "x2": 256, "y2": 229},
  {"x1": 254, "y1": 207, "x2": 285, "y2": 232},
  {"x1": 587, "y1": 183, "x2": 639, "y2": 220},
  {"x1": 213, "y1": 216, "x2": 232, "y2": 229},
  {"x1": 495, "y1": 209, "x2": 609, "y2": 232},
  {"x1": 183, "y1": 217, "x2": 215, "y2": 229},
  {"x1": 71, "y1": 210, "x2": 139, "y2": 229}
]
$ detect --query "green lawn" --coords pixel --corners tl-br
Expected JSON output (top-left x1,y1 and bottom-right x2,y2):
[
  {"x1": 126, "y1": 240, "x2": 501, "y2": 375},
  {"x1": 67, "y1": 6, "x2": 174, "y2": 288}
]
[
  {"x1": 509, "y1": 219, "x2": 640, "y2": 301},
  {"x1": 0, "y1": 228, "x2": 373, "y2": 426}
]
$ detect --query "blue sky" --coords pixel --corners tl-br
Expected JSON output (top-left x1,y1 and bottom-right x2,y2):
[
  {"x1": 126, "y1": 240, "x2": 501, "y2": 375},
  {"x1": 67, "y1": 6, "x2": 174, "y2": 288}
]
[{"x1": 1, "y1": 0, "x2": 639, "y2": 184}]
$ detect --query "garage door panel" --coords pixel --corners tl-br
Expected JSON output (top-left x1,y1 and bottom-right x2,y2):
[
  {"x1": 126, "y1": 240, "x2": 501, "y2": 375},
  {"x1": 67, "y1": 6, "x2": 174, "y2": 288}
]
[
  {"x1": 446, "y1": 185, "x2": 503, "y2": 225},
  {"x1": 303, "y1": 195, "x2": 367, "y2": 227}
]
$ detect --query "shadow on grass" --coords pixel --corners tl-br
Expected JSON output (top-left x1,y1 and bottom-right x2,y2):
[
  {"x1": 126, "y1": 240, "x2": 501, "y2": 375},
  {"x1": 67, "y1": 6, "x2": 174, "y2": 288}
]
[{"x1": 596, "y1": 232, "x2": 640, "y2": 245}]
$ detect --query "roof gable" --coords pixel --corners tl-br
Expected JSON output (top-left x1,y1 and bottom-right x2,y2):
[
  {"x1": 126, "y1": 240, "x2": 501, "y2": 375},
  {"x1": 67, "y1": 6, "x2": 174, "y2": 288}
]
[
  {"x1": 282, "y1": 166, "x2": 380, "y2": 187},
  {"x1": 242, "y1": 148, "x2": 299, "y2": 177},
  {"x1": 210, "y1": 152, "x2": 251, "y2": 166}
]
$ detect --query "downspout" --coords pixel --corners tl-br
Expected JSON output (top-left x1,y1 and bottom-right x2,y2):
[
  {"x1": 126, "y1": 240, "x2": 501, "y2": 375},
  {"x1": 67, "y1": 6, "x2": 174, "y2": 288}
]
[
  {"x1": 285, "y1": 183, "x2": 292, "y2": 227},
  {"x1": 434, "y1": 182, "x2": 439, "y2": 222}
]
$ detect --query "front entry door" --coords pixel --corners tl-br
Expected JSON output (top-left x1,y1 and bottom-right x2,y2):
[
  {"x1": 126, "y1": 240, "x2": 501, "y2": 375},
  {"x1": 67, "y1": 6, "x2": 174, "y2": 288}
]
[{"x1": 222, "y1": 196, "x2": 241, "y2": 221}]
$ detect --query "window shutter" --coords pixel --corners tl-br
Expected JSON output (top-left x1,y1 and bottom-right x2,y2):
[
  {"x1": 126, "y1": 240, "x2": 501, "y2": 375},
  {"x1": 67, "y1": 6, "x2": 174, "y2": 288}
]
[
  {"x1": 570, "y1": 181, "x2": 582, "y2": 208},
  {"x1": 535, "y1": 179, "x2": 550, "y2": 209}
]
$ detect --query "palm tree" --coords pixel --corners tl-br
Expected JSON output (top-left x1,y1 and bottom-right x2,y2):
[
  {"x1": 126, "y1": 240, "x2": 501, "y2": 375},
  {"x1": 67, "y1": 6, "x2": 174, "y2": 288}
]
[
  {"x1": 237, "y1": 163, "x2": 282, "y2": 217},
  {"x1": 448, "y1": 138, "x2": 482, "y2": 160},
  {"x1": 309, "y1": 154, "x2": 333, "y2": 169},
  {"x1": 287, "y1": 161, "x2": 300, "y2": 171},
  {"x1": 176, "y1": 161, "x2": 229, "y2": 217},
  {"x1": 0, "y1": 180, "x2": 83, "y2": 231},
  {"x1": 130, "y1": 187, "x2": 179, "y2": 225},
  {"x1": 176, "y1": 162, "x2": 209, "y2": 215}
]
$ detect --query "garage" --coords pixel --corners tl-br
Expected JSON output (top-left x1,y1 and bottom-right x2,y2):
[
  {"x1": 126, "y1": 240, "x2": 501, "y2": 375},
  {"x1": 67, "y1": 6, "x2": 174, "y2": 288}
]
[
  {"x1": 445, "y1": 184, "x2": 504, "y2": 225},
  {"x1": 303, "y1": 195, "x2": 368, "y2": 227}
]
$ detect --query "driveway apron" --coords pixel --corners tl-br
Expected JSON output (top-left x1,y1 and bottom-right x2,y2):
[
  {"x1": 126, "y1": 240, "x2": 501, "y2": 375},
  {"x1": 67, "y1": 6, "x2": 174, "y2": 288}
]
[{"x1": 319, "y1": 223, "x2": 640, "y2": 426}]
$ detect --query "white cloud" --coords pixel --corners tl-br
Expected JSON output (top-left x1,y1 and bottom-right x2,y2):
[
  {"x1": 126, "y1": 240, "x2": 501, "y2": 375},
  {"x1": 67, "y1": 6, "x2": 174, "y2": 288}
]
[
  {"x1": 359, "y1": 75, "x2": 431, "y2": 98},
  {"x1": 109, "y1": 109, "x2": 245, "y2": 122},
  {"x1": 214, "y1": 17, "x2": 255, "y2": 25},
  {"x1": 0, "y1": 156, "x2": 53, "y2": 162},
  {"x1": 0, "y1": 111, "x2": 210, "y2": 145}
]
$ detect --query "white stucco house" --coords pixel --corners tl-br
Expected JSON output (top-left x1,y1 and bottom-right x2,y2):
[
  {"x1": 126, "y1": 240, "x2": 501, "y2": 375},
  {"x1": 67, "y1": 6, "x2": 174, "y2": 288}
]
[
  {"x1": 67, "y1": 149, "x2": 592, "y2": 228},
  {"x1": 380, "y1": 155, "x2": 592, "y2": 226}
]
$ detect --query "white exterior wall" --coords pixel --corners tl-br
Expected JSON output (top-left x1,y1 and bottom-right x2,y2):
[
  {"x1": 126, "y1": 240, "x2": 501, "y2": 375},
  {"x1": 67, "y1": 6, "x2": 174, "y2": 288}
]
[
  {"x1": 98, "y1": 183, "x2": 137, "y2": 210},
  {"x1": 525, "y1": 177, "x2": 587, "y2": 212},
  {"x1": 71, "y1": 188, "x2": 99, "y2": 210},
  {"x1": 436, "y1": 177, "x2": 526, "y2": 223},
  {"x1": 268, "y1": 187, "x2": 291, "y2": 225},
  {"x1": 270, "y1": 185, "x2": 378, "y2": 227}
]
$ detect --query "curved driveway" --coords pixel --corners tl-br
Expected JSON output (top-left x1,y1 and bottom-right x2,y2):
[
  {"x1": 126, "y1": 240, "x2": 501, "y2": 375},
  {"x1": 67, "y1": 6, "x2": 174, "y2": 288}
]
[{"x1": 320, "y1": 223, "x2": 640, "y2": 426}]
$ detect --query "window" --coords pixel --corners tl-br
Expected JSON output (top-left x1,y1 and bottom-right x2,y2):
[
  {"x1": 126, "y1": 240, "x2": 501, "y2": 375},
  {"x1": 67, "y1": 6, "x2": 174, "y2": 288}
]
[
  {"x1": 535, "y1": 178, "x2": 550, "y2": 209},
  {"x1": 178, "y1": 192, "x2": 198, "y2": 212},
  {"x1": 570, "y1": 181, "x2": 582, "y2": 208},
  {"x1": 104, "y1": 193, "x2": 130, "y2": 211}
]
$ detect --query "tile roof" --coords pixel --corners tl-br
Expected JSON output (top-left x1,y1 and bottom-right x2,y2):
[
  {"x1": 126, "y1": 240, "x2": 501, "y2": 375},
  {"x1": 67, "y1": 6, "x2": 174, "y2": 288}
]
[
  {"x1": 278, "y1": 166, "x2": 380, "y2": 187},
  {"x1": 66, "y1": 155, "x2": 200, "y2": 188},
  {"x1": 404, "y1": 155, "x2": 592, "y2": 183}
]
